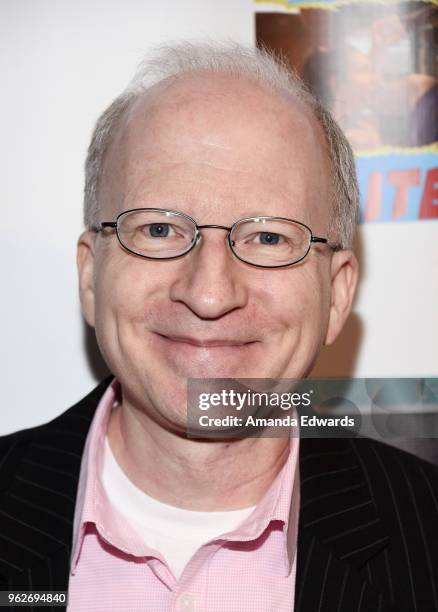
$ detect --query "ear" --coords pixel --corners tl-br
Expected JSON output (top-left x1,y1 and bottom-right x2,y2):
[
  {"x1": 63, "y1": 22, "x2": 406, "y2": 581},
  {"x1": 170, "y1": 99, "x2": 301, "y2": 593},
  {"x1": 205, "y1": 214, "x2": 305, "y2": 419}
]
[
  {"x1": 77, "y1": 230, "x2": 96, "y2": 328},
  {"x1": 324, "y1": 249, "x2": 359, "y2": 346}
]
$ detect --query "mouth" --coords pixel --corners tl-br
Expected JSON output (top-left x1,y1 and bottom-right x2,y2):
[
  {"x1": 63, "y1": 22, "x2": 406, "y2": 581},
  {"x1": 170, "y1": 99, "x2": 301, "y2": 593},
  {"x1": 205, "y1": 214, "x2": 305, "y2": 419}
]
[
  {"x1": 151, "y1": 332, "x2": 261, "y2": 378},
  {"x1": 156, "y1": 333, "x2": 257, "y2": 348}
]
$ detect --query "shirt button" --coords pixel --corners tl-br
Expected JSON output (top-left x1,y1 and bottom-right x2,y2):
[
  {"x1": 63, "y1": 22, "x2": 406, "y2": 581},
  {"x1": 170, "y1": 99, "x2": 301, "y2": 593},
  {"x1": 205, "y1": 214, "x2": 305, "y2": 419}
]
[{"x1": 176, "y1": 593, "x2": 195, "y2": 612}]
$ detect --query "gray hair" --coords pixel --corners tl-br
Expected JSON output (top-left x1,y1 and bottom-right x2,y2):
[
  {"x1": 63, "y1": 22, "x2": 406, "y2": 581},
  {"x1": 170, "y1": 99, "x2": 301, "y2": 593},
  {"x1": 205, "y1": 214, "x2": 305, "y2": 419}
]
[{"x1": 84, "y1": 42, "x2": 359, "y2": 248}]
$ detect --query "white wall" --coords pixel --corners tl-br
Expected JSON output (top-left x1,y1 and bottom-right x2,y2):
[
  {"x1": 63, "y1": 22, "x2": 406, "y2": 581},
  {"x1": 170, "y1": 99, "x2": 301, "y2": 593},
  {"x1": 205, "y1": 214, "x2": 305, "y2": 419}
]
[
  {"x1": 1, "y1": 1, "x2": 437, "y2": 436},
  {"x1": 1, "y1": 0, "x2": 254, "y2": 435},
  {"x1": 311, "y1": 221, "x2": 438, "y2": 379}
]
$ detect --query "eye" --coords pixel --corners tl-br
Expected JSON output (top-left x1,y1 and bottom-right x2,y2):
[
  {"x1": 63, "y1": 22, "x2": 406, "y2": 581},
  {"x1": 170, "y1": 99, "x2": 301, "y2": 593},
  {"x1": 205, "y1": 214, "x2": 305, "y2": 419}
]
[
  {"x1": 257, "y1": 232, "x2": 281, "y2": 245},
  {"x1": 144, "y1": 223, "x2": 173, "y2": 238}
]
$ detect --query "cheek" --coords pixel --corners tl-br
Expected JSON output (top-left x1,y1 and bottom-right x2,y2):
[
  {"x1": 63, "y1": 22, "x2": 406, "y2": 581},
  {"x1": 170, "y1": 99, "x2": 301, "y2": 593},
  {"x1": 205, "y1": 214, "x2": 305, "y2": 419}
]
[
  {"x1": 267, "y1": 267, "x2": 331, "y2": 376},
  {"x1": 92, "y1": 253, "x2": 167, "y2": 351},
  {"x1": 266, "y1": 267, "x2": 328, "y2": 331}
]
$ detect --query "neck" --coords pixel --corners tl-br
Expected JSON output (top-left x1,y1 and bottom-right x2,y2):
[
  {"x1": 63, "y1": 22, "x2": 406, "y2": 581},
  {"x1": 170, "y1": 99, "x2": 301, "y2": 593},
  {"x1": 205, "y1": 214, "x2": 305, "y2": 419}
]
[{"x1": 107, "y1": 396, "x2": 290, "y2": 511}]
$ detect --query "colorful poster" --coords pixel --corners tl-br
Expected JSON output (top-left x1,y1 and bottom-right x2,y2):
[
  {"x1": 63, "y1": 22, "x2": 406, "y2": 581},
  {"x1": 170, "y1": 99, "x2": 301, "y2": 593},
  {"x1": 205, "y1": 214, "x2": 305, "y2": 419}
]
[{"x1": 256, "y1": 1, "x2": 438, "y2": 224}]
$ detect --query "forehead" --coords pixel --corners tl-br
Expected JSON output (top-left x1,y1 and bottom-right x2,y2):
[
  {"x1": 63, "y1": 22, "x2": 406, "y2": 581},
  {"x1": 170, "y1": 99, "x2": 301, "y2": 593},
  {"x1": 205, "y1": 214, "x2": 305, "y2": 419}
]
[{"x1": 100, "y1": 71, "x2": 331, "y2": 222}]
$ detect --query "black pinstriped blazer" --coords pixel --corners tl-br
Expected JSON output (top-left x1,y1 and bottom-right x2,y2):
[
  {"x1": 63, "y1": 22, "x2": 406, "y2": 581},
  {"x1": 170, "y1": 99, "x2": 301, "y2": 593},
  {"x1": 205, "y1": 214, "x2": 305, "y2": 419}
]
[{"x1": 1, "y1": 378, "x2": 438, "y2": 611}]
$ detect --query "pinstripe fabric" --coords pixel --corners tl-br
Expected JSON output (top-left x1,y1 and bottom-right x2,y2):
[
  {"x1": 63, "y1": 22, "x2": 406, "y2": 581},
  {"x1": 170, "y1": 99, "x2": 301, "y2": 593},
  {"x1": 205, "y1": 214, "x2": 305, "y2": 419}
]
[{"x1": 1, "y1": 378, "x2": 438, "y2": 611}]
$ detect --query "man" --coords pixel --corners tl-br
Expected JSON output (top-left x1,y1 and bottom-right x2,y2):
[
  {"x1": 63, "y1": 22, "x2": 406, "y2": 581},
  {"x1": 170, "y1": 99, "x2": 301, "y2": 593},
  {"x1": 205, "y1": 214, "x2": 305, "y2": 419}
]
[{"x1": 0, "y1": 43, "x2": 437, "y2": 611}]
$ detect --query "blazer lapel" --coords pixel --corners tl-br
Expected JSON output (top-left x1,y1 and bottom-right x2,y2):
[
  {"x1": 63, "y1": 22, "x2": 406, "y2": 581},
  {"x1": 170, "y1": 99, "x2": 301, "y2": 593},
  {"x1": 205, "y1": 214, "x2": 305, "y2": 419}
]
[
  {"x1": 2, "y1": 378, "x2": 111, "y2": 593},
  {"x1": 295, "y1": 437, "x2": 393, "y2": 611}
]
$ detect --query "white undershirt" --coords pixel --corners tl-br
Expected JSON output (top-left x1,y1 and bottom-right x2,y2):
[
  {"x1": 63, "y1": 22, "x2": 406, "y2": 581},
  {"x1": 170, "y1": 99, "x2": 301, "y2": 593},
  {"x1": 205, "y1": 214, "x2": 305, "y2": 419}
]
[{"x1": 101, "y1": 436, "x2": 256, "y2": 579}]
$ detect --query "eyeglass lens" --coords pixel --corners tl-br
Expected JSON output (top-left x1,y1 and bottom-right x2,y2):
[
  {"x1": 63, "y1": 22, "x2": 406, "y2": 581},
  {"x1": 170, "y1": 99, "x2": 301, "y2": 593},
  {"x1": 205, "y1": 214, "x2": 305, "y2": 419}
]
[{"x1": 116, "y1": 210, "x2": 312, "y2": 266}]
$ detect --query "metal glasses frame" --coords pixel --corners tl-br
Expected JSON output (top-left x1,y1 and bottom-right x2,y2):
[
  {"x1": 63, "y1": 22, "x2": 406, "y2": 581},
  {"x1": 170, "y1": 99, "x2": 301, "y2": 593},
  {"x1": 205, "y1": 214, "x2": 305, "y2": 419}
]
[{"x1": 96, "y1": 207, "x2": 333, "y2": 269}]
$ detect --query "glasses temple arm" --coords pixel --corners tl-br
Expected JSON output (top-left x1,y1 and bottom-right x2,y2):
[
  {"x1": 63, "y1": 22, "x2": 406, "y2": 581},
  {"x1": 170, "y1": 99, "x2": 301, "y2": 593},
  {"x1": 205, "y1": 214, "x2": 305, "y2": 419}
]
[
  {"x1": 311, "y1": 236, "x2": 343, "y2": 251},
  {"x1": 94, "y1": 221, "x2": 117, "y2": 233}
]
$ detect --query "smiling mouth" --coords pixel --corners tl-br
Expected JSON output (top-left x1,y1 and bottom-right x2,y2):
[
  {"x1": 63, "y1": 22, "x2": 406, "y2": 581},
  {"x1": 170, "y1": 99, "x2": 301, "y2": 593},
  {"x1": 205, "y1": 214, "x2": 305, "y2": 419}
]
[{"x1": 156, "y1": 333, "x2": 256, "y2": 348}]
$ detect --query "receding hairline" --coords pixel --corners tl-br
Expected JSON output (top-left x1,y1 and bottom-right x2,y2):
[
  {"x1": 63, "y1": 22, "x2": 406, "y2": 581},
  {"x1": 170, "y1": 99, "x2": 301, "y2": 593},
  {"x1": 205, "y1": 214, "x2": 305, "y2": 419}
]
[
  {"x1": 84, "y1": 42, "x2": 359, "y2": 248},
  {"x1": 100, "y1": 67, "x2": 332, "y2": 202}
]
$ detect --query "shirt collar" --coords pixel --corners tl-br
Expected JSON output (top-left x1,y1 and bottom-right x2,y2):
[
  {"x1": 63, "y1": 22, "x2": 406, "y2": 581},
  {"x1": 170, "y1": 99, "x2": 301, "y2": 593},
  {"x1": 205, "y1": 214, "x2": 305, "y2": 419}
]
[
  {"x1": 70, "y1": 378, "x2": 300, "y2": 576},
  {"x1": 70, "y1": 377, "x2": 120, "y2": 572},
  {"x1": 222, "y1": 433, "x2": 300, "y2": 575}
]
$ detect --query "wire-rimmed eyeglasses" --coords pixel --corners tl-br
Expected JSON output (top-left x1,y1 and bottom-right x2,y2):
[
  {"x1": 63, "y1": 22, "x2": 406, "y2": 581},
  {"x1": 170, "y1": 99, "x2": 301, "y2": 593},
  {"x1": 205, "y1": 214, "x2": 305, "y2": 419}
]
[{"x1": 95, "y1": 208, "x2": 338, "y2": 269}]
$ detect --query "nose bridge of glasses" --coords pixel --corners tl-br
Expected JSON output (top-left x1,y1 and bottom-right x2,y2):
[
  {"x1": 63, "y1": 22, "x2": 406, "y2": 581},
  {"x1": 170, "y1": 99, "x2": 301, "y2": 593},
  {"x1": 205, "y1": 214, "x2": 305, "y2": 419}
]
[
  {"x1": 193, "y1": 224, "x2": 236, "y2": 258},
  {"x1": 195, "y1": 224, "x2": 233, "y2": 248},
  {"x1": 196, "y1": 224, "x2": 232, "y2": 232}
]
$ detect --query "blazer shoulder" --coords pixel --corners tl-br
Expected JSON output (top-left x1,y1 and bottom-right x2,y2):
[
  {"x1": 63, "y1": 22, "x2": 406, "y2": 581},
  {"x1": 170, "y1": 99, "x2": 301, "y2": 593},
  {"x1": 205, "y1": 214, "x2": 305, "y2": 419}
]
[
  {"x1": 348, "y1": 435, "x2": 438, "y2": 520},
  {"x1": 0, "y1": 427, "x2": 35, "y2": 494},
  {"x1": 0, "y1": 428, "x2": 33, "y2": 469},
  {"x1": 0, "y1": 376, "x2": 112, "y2": 480},
  {"x1": 349, "y1": 435, "x2": 438, "y2": 478}
]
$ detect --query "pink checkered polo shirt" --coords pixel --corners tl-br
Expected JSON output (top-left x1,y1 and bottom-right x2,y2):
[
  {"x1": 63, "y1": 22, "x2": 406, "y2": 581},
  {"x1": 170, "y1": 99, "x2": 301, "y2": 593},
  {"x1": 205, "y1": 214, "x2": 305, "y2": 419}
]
[{"x1": 68, "y1": 379, "x2": 300, "y2": 611}]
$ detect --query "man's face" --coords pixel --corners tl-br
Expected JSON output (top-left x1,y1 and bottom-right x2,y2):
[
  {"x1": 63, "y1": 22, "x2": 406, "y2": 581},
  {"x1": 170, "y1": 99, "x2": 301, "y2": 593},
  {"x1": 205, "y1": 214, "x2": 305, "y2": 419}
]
[{"x1": 78, "y1": 72, "x2": 357, "y2": 432}]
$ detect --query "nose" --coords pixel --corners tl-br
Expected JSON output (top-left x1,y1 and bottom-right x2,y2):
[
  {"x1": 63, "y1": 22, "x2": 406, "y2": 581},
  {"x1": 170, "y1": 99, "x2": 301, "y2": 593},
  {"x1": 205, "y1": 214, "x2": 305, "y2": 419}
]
[{"x1": 168, "y1": 228, "x2": 248, "y2": 319}]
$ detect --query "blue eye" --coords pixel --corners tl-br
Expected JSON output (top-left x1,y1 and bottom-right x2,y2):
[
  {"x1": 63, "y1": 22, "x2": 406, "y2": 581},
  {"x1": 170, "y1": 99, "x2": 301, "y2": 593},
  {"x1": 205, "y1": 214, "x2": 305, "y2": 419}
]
[
  {"x1": 149, "y1": 223, "x2": 170, "y2": 237},
  {"x1": 258, "y1": 232, "x2": 280, "y2": 245}
]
